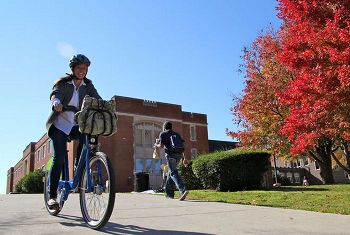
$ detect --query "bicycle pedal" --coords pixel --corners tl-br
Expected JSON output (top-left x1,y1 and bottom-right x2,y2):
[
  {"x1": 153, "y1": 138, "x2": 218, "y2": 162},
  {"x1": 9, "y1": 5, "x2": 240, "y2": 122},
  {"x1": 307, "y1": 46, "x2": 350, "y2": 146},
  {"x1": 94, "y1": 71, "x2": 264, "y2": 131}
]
[
  {"x1": 72, "y1": 187, "x2": 79, "y2": 193},
  {"x1": 48, "y1": 203, "x2": 59, "y2": 210}
]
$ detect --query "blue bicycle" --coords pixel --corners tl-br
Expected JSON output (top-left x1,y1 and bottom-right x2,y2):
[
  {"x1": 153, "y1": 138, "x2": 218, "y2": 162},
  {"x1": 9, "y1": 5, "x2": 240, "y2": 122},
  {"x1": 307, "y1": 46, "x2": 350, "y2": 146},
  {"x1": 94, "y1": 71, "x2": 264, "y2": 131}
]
[{"x1": 43, "y1": 107, "x2": 115, "y2": 229}]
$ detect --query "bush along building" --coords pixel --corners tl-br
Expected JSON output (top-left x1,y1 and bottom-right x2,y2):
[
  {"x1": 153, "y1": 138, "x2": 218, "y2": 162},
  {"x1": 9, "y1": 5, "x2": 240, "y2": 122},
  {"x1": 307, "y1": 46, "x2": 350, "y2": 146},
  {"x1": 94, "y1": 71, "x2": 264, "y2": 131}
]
[{"x1": 7, "y1": 95, "x2": 223, "y2": 193}]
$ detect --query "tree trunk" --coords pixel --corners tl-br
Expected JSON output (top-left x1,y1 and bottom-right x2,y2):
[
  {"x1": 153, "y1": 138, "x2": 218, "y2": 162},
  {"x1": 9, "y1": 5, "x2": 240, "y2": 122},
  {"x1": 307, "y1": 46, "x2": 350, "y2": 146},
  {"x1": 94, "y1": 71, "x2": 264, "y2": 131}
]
[
  {"x1": 340, "y1": 140, "x2": 350, "y2": 171},
  {"x1": 310, "y1": 138, "x2": 334, "y2": 184}
]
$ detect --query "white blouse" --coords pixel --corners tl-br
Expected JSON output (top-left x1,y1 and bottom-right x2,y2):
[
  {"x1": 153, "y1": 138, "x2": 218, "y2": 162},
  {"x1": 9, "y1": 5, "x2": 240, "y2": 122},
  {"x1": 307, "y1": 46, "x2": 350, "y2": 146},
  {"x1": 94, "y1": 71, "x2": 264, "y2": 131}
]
[{"x1": 52, "y1": 80, "x2": 86, "y2": 135}]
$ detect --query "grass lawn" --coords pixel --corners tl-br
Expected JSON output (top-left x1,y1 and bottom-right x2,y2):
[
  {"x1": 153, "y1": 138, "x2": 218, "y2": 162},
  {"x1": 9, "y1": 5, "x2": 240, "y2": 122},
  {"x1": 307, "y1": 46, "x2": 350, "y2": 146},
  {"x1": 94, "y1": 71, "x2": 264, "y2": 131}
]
[{"x1": 175, "y1": 184, "x2": 350, "y2": 215}]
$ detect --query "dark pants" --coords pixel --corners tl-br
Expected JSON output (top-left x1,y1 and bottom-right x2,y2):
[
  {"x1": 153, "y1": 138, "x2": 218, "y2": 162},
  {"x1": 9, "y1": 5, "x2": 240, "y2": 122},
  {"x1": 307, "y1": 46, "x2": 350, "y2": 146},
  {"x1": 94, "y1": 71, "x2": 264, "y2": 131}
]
[
  {"x1": 165, "y1": 155, "x2": 186, "y2": 198},
  {"x1": 48, "y1": 125, "x2": 84, "y2": 199}
]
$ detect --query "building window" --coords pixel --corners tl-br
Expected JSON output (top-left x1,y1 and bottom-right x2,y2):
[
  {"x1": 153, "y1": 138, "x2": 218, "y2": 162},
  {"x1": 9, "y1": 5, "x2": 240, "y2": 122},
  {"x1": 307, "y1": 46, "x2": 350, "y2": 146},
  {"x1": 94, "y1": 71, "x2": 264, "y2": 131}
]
[
  {"x1": 297, "y1": 159, "x2": 301, "y2": 168},
  {"x1": 135, "y1": 159, "x2": 143, "y2": 173},
  {"x1": 191, "y1": 148, "x2": 198, "y2": 159},
  {"x1": 135, "y1": 122, "x2": 162, "y2": 148},
  {"x1": 42, "y1": 145, "x2": 46, "y2": 158},
  {"x1": 24, "y1": 160, "x2": 27, "y2": 175},
  {"x1": 294, "y1": 173, "x2": 300, "y2": 183},
  {"x1": 287, "y1": 172, "x2": 293, "y2": 183},
  {"x1": 37, "y1": 150, "x2": 41, "y2": 162},
  {"x1": 190, "y1": 125, "x2": 196, "y2": 141},
  {"x1": 48, "y1": 140, "x2": 52, "y2": 153},
  {"x1": 145, "y1": 159, "x2": 153, "y2": 173},
  {"x1": 144, "y1": 130, "x2": 153, "y2": 147},
  {"x1": 154, "y1": 159, "x2": 161, "y2": 174},
  {"x1": 315, "y1": 161, "x2": 320, "y2": 170},
  {"x1": 135, "y1": 128, "x2": 143, "y2": 146}
]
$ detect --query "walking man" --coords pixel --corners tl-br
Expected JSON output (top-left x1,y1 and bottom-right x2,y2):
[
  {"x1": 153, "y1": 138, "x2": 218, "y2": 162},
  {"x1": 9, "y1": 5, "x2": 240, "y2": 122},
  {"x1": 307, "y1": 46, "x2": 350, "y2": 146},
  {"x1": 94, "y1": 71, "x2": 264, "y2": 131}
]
[{"x1": 155, "y1": 121, "x2": 189, "y2": 200}]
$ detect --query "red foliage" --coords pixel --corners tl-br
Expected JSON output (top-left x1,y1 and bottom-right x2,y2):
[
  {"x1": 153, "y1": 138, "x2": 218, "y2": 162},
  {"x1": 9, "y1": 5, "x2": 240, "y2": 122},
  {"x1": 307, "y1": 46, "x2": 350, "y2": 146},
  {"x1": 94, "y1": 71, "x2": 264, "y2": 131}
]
[
  {"x1": 227, "y1": 30, "x2": 293, "y2": 156},
  {"x1": 276, "y1": 0, "x2": 350, "y2": 154}
]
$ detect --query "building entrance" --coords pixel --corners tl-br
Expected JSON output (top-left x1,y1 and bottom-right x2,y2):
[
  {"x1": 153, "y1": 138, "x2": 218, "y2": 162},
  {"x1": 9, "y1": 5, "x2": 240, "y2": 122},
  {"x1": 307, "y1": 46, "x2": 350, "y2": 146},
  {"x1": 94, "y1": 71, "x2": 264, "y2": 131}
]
[{"x1": 134, "y1": 122, "x2": 165, "y2": 190}]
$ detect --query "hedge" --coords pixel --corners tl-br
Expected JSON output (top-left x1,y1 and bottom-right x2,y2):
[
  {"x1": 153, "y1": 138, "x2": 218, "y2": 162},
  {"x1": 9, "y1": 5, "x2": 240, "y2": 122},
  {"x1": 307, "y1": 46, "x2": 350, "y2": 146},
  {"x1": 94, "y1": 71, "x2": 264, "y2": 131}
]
[
  {"x1": 178, "y1": 161, "x2": 202, "y2": 190},
  {"x1": 192, "y1": 149, "x2": 270, "y2": 191},
  {"x1": 14, "y1": 169, "x2": 45, "y2": 193}
]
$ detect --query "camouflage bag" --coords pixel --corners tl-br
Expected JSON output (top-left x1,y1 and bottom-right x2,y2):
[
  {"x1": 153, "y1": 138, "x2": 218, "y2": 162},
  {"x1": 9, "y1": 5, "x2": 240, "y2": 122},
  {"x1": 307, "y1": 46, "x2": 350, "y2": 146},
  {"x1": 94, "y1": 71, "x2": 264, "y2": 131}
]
[{"x1": 77, "y1": 95, "x2": 117, "y2": 136}]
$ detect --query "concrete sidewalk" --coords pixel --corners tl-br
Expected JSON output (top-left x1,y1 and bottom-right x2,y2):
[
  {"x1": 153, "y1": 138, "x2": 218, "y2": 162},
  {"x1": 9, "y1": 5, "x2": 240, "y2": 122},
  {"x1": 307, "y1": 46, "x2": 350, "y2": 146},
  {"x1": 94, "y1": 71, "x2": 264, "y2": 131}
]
[{"x1": 0, "y1": 193, "x2": 349, "y2": 235}]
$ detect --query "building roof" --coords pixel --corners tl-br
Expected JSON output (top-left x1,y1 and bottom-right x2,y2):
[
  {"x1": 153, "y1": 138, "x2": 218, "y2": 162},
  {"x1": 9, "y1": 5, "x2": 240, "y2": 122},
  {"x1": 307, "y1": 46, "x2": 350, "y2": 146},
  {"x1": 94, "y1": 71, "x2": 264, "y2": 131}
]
[{"x1": 208, "y1": 139, "x2": 237, "y2": 152}]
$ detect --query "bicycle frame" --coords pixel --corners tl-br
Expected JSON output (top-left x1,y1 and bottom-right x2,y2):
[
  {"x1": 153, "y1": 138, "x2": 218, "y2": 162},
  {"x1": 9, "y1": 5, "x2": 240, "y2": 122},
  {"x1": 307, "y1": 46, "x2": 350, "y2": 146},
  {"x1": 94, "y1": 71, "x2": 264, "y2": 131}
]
[{"x1": 55, "y1": 134, "x2": 94, "y2": 203}]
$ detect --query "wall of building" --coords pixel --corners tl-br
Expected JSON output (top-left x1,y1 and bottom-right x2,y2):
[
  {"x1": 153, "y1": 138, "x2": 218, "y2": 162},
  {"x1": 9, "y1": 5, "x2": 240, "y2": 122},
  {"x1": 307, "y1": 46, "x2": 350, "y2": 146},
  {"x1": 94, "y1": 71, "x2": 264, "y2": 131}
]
[
  {"x1": 100, "y1": 114, "x2": 135, "y2": 192},
  {"x1": 12, "y1": 160, "x2": 24, "y2": 189},
  {"x1": 34, "y1": 135, "x2": 51, "y2": 171},
  {"x1": 273, "y1": 157, "x2": 350, "y2": 185},
  {"x1": 6, "y1": 167, "x2": 14, "y2": 194}
]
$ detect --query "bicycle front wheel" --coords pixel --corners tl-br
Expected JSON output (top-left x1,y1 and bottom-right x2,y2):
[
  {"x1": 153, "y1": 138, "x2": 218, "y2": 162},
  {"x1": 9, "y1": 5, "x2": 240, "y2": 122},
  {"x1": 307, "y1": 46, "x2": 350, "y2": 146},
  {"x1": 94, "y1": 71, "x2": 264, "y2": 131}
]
[{"x1": 79, "y1": 152, "x2": 115, "y2": 229}]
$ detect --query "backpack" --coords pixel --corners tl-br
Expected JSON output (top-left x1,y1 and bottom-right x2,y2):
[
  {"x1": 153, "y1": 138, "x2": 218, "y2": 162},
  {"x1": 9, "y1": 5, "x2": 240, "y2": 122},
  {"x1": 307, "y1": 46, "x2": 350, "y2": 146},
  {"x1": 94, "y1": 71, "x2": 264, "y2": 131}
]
[
  {"x1": 77, "y1": 95, "x2": 117, "y2": 136},
  {"x1": 169, "y1": 132, "x2": 184, "y2": 154}
]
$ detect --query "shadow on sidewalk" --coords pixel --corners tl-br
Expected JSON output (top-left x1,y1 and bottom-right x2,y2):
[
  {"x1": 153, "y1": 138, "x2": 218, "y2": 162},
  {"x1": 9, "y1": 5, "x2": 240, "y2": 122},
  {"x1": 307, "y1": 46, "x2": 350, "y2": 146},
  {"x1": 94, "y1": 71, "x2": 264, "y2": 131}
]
[
  {"x1": 58, "y1": 214, "x2": 212, "y2": 235},
  {"x1": 102, "y1": 223, "x2": 213, "y2": 235}
]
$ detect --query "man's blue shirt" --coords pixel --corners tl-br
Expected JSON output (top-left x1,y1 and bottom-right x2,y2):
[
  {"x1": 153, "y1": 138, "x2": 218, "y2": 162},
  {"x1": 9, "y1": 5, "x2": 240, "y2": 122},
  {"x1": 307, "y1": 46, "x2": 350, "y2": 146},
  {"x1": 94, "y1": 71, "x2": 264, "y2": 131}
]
[{"x1": 159, "y1": 130, "x2": 184, "y2": 155}]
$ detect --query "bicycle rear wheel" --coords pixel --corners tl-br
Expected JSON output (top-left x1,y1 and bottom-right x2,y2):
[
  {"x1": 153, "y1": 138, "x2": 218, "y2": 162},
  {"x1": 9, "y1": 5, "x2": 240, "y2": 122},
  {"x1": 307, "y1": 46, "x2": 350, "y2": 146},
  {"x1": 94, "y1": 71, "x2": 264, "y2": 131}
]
[
  {"x1": 43, "y1": 171, "x2": 64, "y2": 216},
  {"x1": 79, "y1": 152, "x2": 115, "y2": 229}
]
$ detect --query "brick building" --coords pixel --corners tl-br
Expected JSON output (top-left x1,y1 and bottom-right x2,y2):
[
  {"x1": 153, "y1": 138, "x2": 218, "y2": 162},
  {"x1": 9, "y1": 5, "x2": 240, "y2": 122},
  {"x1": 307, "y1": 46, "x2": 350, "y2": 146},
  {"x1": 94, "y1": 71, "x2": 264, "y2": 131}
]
[{"x1": 7, "y1": 95, "x2": 209, "y2": 193}]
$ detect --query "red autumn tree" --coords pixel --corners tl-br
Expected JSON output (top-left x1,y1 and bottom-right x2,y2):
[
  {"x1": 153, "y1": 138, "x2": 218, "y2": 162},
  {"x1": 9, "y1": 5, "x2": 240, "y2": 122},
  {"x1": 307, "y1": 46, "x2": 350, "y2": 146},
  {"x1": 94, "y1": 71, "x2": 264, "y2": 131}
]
[
  {"x1": 227, "y1": 30, "x2": 293, "y2": 158},
  {"x1": 276, "y1": 0, "x2": 350, "y2": 182}
]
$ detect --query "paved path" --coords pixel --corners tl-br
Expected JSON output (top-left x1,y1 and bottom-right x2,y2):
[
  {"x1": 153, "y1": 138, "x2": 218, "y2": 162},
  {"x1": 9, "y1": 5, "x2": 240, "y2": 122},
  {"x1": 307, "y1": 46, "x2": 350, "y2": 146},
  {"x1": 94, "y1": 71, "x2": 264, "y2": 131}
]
[{"x1": 0, "y1": 193, "x2": 349, "y2": 234}]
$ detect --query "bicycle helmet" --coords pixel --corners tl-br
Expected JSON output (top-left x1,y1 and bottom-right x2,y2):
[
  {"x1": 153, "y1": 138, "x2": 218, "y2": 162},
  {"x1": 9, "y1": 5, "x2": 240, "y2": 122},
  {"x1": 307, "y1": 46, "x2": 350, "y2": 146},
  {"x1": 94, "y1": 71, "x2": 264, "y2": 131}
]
[{"x1": 69, "y1": 54, "x2": 91, "y2": 69}]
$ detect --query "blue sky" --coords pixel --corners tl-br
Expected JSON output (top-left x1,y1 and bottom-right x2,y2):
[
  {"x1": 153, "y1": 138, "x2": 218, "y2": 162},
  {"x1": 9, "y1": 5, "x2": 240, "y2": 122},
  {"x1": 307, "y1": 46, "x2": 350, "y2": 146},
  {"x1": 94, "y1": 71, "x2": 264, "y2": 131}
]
[{"x1": 0, "y1": 1, "x2": 281, "y2": 194}]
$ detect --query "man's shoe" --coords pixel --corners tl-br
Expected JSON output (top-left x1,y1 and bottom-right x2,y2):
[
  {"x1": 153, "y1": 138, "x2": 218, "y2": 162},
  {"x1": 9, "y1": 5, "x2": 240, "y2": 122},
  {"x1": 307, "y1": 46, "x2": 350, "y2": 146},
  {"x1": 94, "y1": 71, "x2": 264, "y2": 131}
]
[
  {"x1": 165, "y1": 195, "x2": 174, "y2": 199},
  {"x1": 179, "y1": 190, "x2": 189, "y2": 201},
  {"x1": 48, "y1": 198, "x2": 58, "y2": 208}
]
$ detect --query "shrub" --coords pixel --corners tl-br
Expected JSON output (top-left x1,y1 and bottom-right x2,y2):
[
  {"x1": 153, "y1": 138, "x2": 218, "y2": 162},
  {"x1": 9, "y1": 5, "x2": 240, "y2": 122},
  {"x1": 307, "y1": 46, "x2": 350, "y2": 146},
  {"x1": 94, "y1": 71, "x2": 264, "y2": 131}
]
[
  {"x1": 15, "y1": 169, "x2": 45, "y2": 193},
  {"x1": 22, "y1": 169, "x2": 45, "y2": 193},
  {"x1": 192, "y1": 149, "x2": 270, "y2": 191},
  {"x1": 15, "y1": 177, "x2": 25, "y2": 193},
  {"x1": 178, "y1": 161, "x2": 202, "y2": 190},
  {"x1": 273, "y1": 173, "x2": 292, "y2": 186}
]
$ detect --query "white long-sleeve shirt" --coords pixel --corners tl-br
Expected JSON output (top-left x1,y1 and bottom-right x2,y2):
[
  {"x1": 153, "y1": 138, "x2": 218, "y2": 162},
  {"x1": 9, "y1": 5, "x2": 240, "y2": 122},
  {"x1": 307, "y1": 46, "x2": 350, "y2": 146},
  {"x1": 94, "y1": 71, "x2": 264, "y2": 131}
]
[{"x1": 52, "y1": 80, "x2": 86, "y2": 135}]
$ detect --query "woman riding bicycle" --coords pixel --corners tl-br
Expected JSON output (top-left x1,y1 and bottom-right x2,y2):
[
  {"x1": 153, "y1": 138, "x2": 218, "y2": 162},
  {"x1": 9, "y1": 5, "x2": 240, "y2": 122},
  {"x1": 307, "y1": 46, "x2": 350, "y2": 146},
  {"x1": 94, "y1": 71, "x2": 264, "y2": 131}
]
[{"x1": 46, "y1": 54, "x2": 101, "y2": 208}]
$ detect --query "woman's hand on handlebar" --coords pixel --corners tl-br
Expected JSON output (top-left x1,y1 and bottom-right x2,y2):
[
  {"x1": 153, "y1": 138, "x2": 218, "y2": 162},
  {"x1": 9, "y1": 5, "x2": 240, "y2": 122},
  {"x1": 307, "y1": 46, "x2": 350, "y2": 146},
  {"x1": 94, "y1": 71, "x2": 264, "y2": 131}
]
[
  {"x1": 53, "y1": 103, "x2": 63, "y2": 112},
  {"x1": 53, "y1": 104, "x2": 78, "y2": 113}
]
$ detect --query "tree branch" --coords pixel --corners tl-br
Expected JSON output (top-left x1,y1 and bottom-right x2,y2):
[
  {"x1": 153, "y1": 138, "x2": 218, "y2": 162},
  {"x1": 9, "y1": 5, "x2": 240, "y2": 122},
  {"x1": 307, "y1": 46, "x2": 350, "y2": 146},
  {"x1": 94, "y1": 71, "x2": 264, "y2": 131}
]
[
  {"x1": 341, "y1": 140, "x2": 350, "y2": 159},
  {"x1": 332, "y1": 145, "x2": 339, "y2": 153},
  {"x1": 331, "y1": 152, "x2": 350, "y2": 174},
  {"x1": 308, "y1": 150, "x2": 324, "y2": 164}
]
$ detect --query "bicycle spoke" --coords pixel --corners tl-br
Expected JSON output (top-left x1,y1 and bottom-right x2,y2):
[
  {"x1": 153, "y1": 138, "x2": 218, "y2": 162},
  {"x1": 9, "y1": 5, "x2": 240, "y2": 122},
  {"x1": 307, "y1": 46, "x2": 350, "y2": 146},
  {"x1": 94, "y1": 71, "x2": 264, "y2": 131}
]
[{"x1": 80, "y1": 153, "x2": 115, "y2": 229}]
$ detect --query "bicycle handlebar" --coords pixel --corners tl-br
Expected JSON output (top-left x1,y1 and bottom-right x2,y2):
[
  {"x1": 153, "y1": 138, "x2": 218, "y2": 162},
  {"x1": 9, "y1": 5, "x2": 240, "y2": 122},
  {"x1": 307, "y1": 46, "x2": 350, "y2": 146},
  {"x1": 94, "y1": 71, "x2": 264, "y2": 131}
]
[
  {"x1": 52, "y1": 105, "x2": 79, "y2": 113},
  {"x1": 62, "y1": 105, "x2": 79, "y2": 113}
]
